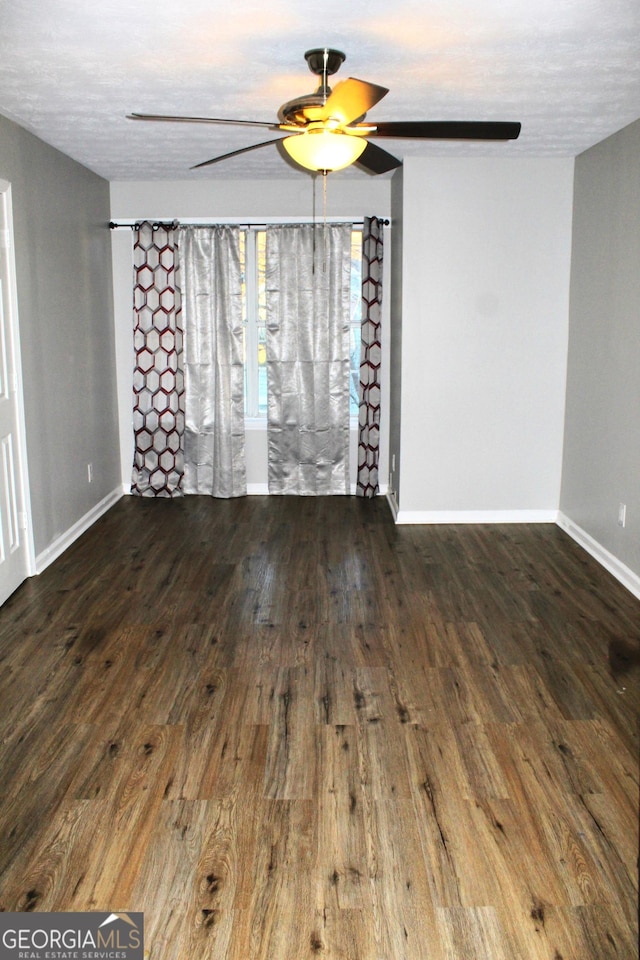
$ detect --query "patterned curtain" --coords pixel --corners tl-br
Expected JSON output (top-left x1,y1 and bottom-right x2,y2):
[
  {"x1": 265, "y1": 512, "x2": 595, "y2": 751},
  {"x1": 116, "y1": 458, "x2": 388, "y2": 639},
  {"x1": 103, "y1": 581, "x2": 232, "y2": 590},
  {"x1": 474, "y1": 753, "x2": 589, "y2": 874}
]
[
  {"x1": 356, "y1": 217, "x2": 384, "y2": 498},
  {"x1": 131, "y1": 222, "x2": 185, "y2": 497}
]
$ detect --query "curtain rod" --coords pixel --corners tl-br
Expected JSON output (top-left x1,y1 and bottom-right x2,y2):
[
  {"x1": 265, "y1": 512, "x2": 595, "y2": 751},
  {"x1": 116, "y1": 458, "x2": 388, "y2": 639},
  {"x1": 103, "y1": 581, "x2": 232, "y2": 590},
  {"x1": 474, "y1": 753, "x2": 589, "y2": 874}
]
[{"x1": 109, "y1": 217, "x2": 390, "y2": 230}]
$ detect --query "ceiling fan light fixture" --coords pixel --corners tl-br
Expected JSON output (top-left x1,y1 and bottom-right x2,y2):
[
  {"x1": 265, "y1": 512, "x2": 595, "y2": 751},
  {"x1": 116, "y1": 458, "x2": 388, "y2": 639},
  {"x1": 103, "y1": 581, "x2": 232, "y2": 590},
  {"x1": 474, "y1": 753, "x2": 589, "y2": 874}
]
[
  {"x1": 129, "y1": 48, "x2": 521, "y2": 175},
  {"x1": 283, "y1": 128, "x2": 366, "y2": 172}
]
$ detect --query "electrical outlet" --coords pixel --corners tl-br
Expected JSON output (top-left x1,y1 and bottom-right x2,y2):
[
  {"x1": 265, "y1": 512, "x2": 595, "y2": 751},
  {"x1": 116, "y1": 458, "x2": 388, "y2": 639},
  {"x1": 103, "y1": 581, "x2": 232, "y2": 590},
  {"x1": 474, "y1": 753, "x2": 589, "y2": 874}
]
[
  {"x1": 87, "y1": 463, "x2": 93, "y2": 483},
  {"x1": 618, "y1": 502, "x2": 626, "y2": 527}
]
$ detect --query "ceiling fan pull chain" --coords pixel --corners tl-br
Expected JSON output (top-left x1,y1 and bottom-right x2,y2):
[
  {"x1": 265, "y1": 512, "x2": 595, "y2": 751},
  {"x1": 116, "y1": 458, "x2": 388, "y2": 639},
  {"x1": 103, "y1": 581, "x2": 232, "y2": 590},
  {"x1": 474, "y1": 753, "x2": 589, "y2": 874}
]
[{"x1": 323, "y1": 171, "x2": 328, "y2": 273}]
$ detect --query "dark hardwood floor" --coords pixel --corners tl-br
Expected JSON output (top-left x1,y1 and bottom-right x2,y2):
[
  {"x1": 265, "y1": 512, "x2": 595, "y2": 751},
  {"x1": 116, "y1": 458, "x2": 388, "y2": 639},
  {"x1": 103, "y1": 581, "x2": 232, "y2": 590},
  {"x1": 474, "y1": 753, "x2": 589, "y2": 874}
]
[{"x1": 0, "y1": 495, "x2": 638, "y2": 958}]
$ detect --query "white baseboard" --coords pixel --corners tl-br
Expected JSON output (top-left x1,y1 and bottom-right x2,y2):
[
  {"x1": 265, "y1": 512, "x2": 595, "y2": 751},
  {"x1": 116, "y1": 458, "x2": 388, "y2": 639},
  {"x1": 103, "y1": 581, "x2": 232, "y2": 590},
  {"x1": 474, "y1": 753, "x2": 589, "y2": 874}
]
[
  {"x1": 394, "y1": 508, "x2": 559, "y2": 525},
  {"x1": 35, "y1": 485, "x2": 125, "y2": 574},
  {"x1": 246, "y1": 483, "x2": 269, "y2": 495},
  {"x1": 556, "y1": 512, "x2": 640, "y2": 601}
]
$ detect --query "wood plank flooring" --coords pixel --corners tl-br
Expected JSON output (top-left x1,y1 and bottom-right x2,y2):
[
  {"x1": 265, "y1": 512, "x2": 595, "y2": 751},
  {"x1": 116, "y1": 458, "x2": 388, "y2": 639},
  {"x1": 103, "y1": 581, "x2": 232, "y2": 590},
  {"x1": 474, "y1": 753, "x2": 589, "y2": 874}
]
[{"x1": 0, "y1": 495, "x2": 638, "y2": 959}]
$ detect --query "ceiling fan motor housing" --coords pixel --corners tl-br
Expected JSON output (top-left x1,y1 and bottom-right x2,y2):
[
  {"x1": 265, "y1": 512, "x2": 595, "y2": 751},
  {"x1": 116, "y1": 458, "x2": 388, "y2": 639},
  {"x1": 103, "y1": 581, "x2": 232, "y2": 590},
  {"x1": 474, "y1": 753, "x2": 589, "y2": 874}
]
[
  {"x1": 278, "y1": 49, "x2": 347, "y2": 125},
  {"x1": 304, "y1": 48, "x2": 346, "y2": 77}
]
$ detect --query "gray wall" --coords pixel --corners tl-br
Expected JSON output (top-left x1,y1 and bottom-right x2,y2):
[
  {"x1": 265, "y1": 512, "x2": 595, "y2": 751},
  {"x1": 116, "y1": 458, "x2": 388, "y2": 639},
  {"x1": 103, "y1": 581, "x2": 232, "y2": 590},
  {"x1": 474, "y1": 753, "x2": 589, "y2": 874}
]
[
  {"x1": 560, "y1": 119, "x2": 640, "y2": 580},
  {"x1": 0, "y1": 114, "x2": 120, "y2": 558},
  {"x1": 391, "y1": 157, "x2": 574, "y2": 520}
]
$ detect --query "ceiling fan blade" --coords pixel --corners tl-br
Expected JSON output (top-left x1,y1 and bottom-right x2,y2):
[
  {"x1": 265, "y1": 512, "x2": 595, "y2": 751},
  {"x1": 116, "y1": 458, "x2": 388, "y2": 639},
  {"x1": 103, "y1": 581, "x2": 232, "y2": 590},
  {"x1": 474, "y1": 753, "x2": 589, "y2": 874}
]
[
  {"x1": 357, "y1": 141, "x2": 403, "y2": 175},
  {"x1": 321, "y1": 78, "x2": 389, "y2": 126},
  {"x1": 129, "y1": 112, "x2": 277, "y2": 129},
  {"x1": 369, "y1": 121, "x2": 522, "y2": 141},
  {"x1": 191, "y1": 137, "x2": 285, "y2": 169}
]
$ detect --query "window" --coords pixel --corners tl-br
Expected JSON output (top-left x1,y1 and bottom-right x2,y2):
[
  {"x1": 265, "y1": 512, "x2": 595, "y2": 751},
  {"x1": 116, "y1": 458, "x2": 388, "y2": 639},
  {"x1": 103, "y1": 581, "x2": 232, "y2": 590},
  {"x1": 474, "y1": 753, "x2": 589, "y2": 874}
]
[{"x1": 241, "y1": 227, "x2": 362, "y2": 420}]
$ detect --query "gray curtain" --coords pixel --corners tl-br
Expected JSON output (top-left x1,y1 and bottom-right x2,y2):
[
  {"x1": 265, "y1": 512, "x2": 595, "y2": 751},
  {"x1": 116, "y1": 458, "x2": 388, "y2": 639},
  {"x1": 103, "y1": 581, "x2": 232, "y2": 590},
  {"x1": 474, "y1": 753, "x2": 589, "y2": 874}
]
[
  {"x1": 180, "y1": 226, "x2": 247, "y2": 498},
  {"x1": 265, "y1": 224, "x2": 352, "y2": 495}
]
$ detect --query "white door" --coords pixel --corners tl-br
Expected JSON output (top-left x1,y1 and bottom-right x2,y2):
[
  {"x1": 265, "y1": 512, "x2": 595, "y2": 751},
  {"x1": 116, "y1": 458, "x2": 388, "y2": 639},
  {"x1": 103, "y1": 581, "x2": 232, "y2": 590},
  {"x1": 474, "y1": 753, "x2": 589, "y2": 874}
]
[{"x1": 0, "y1": 182, "x2": 32, "y2": 605}]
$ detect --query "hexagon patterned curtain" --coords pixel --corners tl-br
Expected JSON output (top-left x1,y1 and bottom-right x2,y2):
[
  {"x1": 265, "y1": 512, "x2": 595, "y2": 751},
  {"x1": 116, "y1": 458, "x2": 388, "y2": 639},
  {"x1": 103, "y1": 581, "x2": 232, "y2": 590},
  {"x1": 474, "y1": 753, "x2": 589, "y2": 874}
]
[
  {"x1": 131, "y1": 222, "x2": 185, "y2": 497},
  {"x1": 356, "y1": 216, "x2": 384, "y2": 498}
]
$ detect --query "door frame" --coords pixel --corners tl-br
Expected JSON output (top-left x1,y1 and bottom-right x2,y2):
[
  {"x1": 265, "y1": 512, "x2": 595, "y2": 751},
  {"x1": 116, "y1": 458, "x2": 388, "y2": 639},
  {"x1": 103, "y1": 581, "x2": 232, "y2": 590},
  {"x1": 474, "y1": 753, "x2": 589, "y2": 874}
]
[{"x1": 0, "y1": 179, "x2": 35, "y2": 581}]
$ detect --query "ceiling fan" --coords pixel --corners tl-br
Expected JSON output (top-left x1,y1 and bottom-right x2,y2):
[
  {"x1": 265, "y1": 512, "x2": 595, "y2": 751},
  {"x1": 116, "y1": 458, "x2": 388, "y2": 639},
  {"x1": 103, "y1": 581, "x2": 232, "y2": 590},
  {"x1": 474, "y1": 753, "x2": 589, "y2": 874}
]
[{"x1": 129, "y1": 48, "x2": 521, "y2": 175}]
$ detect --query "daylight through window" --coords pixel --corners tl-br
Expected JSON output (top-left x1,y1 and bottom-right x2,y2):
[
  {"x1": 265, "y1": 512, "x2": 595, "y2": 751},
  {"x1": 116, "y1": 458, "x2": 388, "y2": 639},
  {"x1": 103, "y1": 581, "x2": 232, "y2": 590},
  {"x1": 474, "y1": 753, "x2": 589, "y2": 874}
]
[{"x1": 241, "y1": 227, "x2": 362, "y2": 420}]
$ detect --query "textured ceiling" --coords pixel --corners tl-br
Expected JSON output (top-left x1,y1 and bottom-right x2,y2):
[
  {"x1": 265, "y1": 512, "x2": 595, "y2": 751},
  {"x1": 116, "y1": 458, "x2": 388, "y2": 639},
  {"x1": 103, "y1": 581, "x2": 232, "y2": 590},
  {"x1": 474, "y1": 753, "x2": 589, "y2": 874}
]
[{"x1": 1, "y1": 0, "x2": 639, "y2": 181}]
